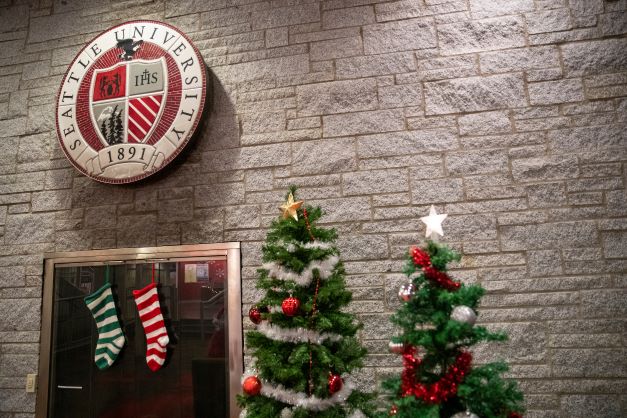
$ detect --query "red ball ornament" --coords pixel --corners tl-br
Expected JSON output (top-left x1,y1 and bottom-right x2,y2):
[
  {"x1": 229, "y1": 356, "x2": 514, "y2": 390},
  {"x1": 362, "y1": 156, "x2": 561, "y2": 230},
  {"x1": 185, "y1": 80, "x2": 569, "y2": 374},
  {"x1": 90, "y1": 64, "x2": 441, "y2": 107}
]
[
  {"x1": 242, "y1": 375, "x2": 261, "y2": 396},
  {"x1": 508, "y1": 413, "x2": 523, "y2": 418},
  {"x1": 282, "y1": 296, "x2": 300, "y2": 316},
  {"x1": 389, "y1": 405, "x2": 398, "y2": 416},
  {"x1": 248, "y1": 306, "x2": 262, "y2": 324},
  {"x1": 328, "y1": 373, "x2": 343, "y2": 394}
]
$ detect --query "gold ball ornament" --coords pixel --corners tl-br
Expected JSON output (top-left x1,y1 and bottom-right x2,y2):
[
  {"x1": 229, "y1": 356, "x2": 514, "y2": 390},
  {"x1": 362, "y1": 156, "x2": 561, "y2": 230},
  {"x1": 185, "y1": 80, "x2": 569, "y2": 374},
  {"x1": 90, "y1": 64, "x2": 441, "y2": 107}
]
[{"x1": 389, "y1": 405, "x2": 398, "y2": 416}]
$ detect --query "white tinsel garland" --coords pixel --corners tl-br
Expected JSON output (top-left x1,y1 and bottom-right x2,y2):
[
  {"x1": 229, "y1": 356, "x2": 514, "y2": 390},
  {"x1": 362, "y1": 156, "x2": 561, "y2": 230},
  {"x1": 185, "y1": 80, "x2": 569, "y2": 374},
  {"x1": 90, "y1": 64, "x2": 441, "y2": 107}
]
[
  {"x1": 268, "y1": 305, "x2": 282, "y2": 313},
  {"x1": 241, "y1": 369, "x2": 363, "y2": 416},
  {"x1": 280, "y1": 408, "x2": 293, "y2": 418},
  {"x1": 284, "y1": 240, "x2": 333, "y2": 253},
  {"x1": 263, "y1": 255, "x2": 340, "y2": 286},
  {"x1": 256, "y1": 321, "x2": 343, "y2": 344},
  {"x1": 259, "y1": 376, "x2": 354, "y2": 411},
  {"x1": 280, "y1": 407, "x2": 365, "y2": 418}
]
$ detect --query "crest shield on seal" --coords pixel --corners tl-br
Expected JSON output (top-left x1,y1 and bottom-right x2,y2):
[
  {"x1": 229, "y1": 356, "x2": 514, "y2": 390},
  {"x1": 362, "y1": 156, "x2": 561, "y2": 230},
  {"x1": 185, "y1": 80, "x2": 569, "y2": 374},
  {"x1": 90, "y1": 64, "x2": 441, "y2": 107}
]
[{"x1": 90, "y1": 58, "x2": 167, "y2": 146}]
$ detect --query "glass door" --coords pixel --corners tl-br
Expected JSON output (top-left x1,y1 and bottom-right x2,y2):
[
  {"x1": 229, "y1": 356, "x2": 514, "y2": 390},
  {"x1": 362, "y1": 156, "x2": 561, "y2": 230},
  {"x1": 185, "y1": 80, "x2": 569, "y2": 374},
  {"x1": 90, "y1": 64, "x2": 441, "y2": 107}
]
[{"x1": 38, "y1": 244, "x2": 242, "y2": 418}]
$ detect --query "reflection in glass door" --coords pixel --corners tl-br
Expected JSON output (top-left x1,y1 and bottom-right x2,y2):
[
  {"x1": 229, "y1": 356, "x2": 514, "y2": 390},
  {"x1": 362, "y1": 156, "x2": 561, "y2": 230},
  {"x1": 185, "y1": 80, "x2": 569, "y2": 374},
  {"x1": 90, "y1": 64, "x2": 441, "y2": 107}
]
[{"x1": 49, "y1": 260, "x2": 230, "y2": 418}]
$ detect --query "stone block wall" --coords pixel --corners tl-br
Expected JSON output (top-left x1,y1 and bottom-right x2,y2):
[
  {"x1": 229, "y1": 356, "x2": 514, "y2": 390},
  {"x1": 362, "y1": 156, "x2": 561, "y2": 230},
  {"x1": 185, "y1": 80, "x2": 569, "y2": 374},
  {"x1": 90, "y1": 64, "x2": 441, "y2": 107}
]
[{"x1": 0, "y1": 0, "x2": 626, "y2": 416}]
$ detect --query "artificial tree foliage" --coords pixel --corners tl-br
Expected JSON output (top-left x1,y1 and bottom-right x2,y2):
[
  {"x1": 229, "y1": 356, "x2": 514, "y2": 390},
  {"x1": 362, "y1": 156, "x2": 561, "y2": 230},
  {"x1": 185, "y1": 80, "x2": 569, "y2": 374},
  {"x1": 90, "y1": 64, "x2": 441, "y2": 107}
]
[
  {"x1": 238, "y1": 188, "x2": 374, "y2": 418},
  {"x1": 381, "y1": 240, "x2": 525, "y2": 418}
]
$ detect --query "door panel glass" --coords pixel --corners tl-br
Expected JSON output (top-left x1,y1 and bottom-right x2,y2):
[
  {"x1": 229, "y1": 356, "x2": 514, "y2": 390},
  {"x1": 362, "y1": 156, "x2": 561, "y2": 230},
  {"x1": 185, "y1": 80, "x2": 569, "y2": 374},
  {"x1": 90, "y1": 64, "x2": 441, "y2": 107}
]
[{"x1": 49, "y1": 260, "x2": 228, "y2": 418}]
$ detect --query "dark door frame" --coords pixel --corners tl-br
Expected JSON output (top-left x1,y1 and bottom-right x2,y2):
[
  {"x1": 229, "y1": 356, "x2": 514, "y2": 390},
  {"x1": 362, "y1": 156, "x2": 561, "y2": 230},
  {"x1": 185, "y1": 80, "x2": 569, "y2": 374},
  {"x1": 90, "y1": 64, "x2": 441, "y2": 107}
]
[{"x1": 38, "y1": 243, "x2": 242, "y2": 418}]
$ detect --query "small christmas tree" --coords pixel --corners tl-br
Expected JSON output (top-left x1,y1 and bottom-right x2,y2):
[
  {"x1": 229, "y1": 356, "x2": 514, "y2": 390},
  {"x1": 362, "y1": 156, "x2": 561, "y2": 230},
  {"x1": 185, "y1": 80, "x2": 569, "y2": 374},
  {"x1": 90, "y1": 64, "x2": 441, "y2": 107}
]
[
  {"x1": 113, "y1": 107, "x2": 124, "y2": 143},
  {"x1": 107, "y1": 105, "x2": 118, "y2": 145},
  {"x1": 381, "y1": 206, "x2": 524, "y2": 418},
  {"x1": 238, "y1": 188, "x2": 373, "y2": 418}
]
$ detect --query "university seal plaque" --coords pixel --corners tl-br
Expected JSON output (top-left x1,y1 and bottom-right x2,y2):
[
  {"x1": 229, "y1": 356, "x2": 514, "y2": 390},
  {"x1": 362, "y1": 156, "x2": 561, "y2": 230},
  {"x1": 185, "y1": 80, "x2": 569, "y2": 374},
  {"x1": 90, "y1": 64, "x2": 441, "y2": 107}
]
[{"x1": 56, "y1": 20, "x2": 207, "y2": 183}]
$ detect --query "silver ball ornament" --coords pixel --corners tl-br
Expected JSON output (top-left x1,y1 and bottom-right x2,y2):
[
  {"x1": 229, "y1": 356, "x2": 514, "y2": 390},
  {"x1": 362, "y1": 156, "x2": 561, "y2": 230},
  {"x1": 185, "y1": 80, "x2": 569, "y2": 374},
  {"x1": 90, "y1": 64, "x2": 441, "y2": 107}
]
[
  {"x1": 398, "y1": 283, "x2": 416, "y2": 302},
  {"x1": 450, "y1": 305, "x2": 477, "y2": 326},
  {"x1": 451, "y1": 412, "x2": 479, "y2": 418},
  {"x1": 388, "y1": 341, "x2": 405, "y2": 354}
]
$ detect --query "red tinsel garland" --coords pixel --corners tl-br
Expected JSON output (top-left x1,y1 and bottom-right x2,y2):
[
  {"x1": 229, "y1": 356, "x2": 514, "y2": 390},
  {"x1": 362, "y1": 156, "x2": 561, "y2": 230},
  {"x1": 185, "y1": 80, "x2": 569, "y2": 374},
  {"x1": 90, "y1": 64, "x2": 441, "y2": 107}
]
[
  {"x1": 400, "y1": 345, "x2": 420, "y2": 397},
  {"x1": 410, "y1": 247, "x2": 461, "y2": 291},
  {"x1": 411, "y1": 247, "x2": 432, "y2": 268},
  {"x1": 423, "y1": 266, "x2": 461, "y2": 291},
  {"x1": 400, "y1": 345, "x2": 472, "y2": 404}
]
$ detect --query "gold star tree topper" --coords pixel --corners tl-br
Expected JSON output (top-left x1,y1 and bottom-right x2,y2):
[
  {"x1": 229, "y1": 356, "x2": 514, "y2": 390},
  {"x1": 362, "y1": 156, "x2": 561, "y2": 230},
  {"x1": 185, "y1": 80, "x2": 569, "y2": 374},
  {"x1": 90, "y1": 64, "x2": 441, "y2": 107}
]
[
  {"x1": 279, "y1": 192, "x2": 304, "y2": 221},
  {"x1": 420, "y1": 205, "x2": 448, "y2": 239}
]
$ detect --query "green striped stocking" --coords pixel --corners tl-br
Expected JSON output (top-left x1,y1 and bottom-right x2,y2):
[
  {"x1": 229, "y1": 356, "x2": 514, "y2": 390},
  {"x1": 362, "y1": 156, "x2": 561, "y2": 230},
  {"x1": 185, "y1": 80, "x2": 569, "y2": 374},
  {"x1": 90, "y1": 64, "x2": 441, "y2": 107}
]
[{"x1": 84, "y1": 281, "x2": 126, "y2": 370}]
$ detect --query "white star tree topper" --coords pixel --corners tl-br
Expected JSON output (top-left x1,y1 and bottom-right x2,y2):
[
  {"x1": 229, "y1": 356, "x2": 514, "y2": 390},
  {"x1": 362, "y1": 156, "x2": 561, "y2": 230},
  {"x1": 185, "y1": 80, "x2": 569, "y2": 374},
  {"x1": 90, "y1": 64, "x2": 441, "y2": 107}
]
[{"x1": 420, "y1": 205, "x2": 448, "y2": 239}]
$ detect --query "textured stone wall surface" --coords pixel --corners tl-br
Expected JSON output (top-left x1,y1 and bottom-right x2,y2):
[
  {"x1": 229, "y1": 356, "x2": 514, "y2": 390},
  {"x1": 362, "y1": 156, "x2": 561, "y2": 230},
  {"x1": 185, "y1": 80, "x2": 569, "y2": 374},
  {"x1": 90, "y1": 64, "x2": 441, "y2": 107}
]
[{"x1": 0, "y1": 0, "x2": 626, "y2": 416}]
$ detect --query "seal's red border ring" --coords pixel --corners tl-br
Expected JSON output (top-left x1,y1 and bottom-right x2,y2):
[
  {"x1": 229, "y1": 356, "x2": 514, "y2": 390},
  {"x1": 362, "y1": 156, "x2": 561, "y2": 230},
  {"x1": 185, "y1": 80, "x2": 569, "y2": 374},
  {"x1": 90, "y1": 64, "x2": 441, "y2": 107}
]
[{"x1": 55, "y1": 20, "x2": 207, "y2": 185}]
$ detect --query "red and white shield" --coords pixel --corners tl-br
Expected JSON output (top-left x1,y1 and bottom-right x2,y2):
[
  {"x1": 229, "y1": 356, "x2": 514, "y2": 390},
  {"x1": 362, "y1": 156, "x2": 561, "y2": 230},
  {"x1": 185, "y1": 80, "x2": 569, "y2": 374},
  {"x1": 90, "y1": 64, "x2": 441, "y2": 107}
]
[{"x1": 90, "y1": 58, "x2": 167, "y2": 146}]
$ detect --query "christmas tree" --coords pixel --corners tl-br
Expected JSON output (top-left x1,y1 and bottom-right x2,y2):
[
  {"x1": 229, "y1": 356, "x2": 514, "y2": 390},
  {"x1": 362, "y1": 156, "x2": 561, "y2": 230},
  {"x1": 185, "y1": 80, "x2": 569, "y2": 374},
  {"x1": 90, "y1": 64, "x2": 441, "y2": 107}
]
[
  {"x1": 238, "y1": 188, "x2": 374, "y2": 418},
  {"x1": 381, "y1": 206, "x2": 524, "y2": 418}
]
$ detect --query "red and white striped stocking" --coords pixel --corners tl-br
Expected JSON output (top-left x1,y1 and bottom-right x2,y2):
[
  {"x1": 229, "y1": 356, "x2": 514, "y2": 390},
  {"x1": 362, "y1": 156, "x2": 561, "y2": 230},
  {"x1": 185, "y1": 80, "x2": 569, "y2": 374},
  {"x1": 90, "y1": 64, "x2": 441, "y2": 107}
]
[{"x1": 133, "y1": 271, "x2": 169, "y2": 372}]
